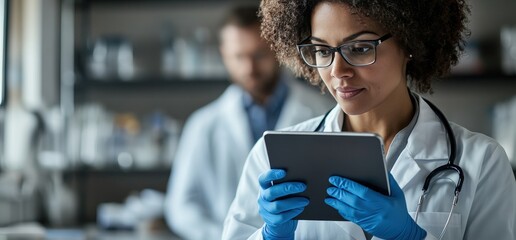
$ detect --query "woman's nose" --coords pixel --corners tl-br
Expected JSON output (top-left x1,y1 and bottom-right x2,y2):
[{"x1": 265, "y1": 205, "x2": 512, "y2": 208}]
[{"x1": 330, "y1": 53, "x2": 354, "y2": 79}]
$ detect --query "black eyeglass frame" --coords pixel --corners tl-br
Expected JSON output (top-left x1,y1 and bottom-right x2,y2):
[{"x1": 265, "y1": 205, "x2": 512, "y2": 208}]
[{"x1": 296, "y1": 33, "x2": 392, "y2": 68}]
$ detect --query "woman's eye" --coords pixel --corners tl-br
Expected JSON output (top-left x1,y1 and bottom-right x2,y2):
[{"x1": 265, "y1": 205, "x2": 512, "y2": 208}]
[
  {"x1": 350, "y1": 46, "x2": 372, "y2": 55},
  {"x1": 315, "y1": 48, "x2": 332, "y2": 57}
]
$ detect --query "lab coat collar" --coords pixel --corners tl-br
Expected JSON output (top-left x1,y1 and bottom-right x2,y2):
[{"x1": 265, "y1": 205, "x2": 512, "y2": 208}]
[
  {"x1": 220, "y1": 76, "x2": 327, "y2": 149},
  {"x1": 320, "y1": 95, "x2": 449, "y2": 160},
  {"x1": 275, "y1": 77, "x2": 322, "y2": 129},
  {"x1": 406, "y1": 95, "x2": 449, "y2": 161},
  {"x1": 391, "y1": 95, "x2": 450, "y2": 189},
  {"x1": 321, "y1": 104, "x2": 344, "y2": 132},
  {"x1": 320, "y1": 94, "x2": 449, "y2": 189},
  {"x1": 241, "y1": 77, "x2": 288, "y2": 113},
  {"x1": 219, "y1": 85, "x2": 254, "y2": 150}
]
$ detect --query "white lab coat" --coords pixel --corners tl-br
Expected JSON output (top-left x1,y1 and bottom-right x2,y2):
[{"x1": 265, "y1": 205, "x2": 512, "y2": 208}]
[
  {"x1": 165, "y1": 77, "x2": 334, "y2": 240},
  {"x1": 222, "y1": 95, "x2": 516, "y2": 240}
]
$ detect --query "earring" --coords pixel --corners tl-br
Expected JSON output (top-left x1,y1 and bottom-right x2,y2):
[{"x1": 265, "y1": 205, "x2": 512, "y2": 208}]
[{"x1": 409, "y1": 54, "x2": 413, "y2": 58}]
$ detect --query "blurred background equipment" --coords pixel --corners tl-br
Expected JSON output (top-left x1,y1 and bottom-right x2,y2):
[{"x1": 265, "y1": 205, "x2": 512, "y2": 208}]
[
  {"x1": 501, "y1": 26, "x2": 516, "y2": 75},
  {"x1": 96, "y1": 189, "x2": 165, "y2": 230},
  {"x1": 86, "y1": 36, "x2": 135, "y2": 81},
  {"x1": 492, "y1": 96, "x2": 516, "y2": 167}
]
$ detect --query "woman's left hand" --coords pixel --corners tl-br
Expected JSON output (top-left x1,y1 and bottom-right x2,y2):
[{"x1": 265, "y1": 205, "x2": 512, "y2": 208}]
[{"x1": 324, "y1": 173, "x2": 427, "y2": 240}]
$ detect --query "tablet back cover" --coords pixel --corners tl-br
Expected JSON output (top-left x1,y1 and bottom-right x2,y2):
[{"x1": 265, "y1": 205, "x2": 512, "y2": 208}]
[{"x1": 264, "y1": 131, "x2": 389, "y2": 221}]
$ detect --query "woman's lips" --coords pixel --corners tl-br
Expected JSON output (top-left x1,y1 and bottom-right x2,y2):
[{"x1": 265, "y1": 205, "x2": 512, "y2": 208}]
[{"x1": 336, "y1": 87, "x2": 364, "y2": 99}]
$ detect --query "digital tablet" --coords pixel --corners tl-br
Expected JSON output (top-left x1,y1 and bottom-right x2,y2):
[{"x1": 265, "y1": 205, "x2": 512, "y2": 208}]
[{"x1": 263, "y1": 131, "x2": 390, "y2": 221}]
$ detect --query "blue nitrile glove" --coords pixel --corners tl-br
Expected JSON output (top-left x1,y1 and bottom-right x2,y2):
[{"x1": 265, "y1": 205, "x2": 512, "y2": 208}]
[
  {"x1": 324, "y1": 173, "x2": 427, "y2": 240},
  {"x1": 258, "y1": 169, "x2": 309, "y2": 240}
]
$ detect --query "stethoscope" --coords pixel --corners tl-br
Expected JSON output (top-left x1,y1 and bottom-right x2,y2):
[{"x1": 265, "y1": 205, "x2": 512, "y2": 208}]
[{"x1": 314, "y1": 97, "x2": 464, "y2": 240}]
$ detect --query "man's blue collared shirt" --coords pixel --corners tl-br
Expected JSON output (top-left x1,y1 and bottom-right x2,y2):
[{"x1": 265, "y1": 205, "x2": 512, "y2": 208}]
[{"x1": 243, "y1": 80, "x2": 289, "y2": 143}]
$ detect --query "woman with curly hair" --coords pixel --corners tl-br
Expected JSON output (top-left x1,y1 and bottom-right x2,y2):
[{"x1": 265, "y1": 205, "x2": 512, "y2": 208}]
[{"x1": 222, "y1": 1, "x2": 516, "y2": 239}]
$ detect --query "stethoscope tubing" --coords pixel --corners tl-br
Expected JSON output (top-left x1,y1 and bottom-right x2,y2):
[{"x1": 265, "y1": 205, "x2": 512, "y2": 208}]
[{"x1": 420, "y1": 98, "x2": 464, "y2": 194}]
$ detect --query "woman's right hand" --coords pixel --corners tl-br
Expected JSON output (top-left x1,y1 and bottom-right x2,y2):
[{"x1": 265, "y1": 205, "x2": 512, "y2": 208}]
[{"x1": 258, "y1": 169, "x2": 310, "y2": 240}]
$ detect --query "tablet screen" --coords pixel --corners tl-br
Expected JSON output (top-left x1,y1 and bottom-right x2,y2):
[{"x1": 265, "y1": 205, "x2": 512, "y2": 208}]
[{"x1": 264, "y1": 131, "x2": 390, "y2": 221}]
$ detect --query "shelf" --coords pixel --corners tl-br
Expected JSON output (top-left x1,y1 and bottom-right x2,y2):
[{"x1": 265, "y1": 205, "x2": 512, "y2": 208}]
[
  {"x1": 74, "y1": 77, "x2": 230, "y2": 90},
  {"x1": 72, "y1": 76, "x2": 230, "y2": 121},
  {"x1": 64, "y1": 166, "x2": 171, "y2": 175},
  {"x1": 72, "y1": 74, "x2": 516, "y2": 93}
]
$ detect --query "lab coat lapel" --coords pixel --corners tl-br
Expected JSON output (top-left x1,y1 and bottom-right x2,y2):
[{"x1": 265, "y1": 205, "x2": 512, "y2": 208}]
[
  {"x1": 390, "y1": 152, "x2": 421, "y2": 190},
  {"x1": 318, "y1": 105, "x2": 347, "y2": 132},
  {"x1": 276, "y1": 85, "x2": 311, "y2": 129},
  {"x1": 219, "y1": 85, "x2": 254, "y2": 151},
  {"x1": 276, "y1": 79, "x2": 322, "y2": 129},
  {"x1": 391, "y1": 96, "x2": 449, "y2": 190}
]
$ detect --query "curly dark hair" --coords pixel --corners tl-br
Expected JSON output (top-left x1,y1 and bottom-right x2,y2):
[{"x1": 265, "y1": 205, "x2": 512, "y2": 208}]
[{"x1": 259, "y1": 0, "x2": 470, "y2": 93}]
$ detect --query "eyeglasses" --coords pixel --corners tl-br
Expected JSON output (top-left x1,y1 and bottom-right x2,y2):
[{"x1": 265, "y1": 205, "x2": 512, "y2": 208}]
[{"x1": 296, "y1": 33, "x2": 392, "y2": 68}]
